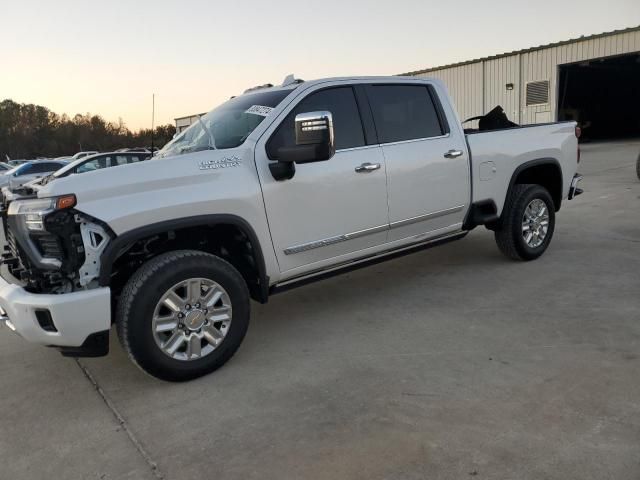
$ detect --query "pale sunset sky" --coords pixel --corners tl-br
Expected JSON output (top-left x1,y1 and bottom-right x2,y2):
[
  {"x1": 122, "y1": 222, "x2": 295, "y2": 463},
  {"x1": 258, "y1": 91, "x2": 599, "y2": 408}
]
[{"x1": 1, "y1": 0, "x2": 639, "y2": 131}]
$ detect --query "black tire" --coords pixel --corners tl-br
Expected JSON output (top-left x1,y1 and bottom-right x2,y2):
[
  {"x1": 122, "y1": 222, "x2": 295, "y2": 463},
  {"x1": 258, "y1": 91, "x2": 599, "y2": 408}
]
[
  {"x1": 636, "y1": 153, "x2": 640, "y2": 181},
  {"x1": 494, "y1": 184, "x2": 555, "y2": 261},
  {"x1": 116, "y1": 250, "x2": 250, "y2": 382}
]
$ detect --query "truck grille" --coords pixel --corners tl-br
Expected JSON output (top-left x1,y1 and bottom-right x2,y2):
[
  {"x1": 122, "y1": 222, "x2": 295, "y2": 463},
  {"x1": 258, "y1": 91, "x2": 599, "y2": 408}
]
[{"x1": 3, "y1": 221, "x2": 28, "y2": 276}]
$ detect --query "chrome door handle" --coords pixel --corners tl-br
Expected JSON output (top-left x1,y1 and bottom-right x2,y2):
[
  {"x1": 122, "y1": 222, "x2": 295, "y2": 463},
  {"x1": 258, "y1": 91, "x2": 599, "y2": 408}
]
[
  {"x1": 355, "y1": 162, "x2": 381, "y2": 173},
  {"x1": 444, "y1": 149, "x2": 464, "y2": 159}
]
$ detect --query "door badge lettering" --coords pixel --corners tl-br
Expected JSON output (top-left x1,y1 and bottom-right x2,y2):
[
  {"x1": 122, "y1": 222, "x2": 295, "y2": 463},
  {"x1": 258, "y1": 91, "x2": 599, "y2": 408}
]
[{"x1": 199, "y1": 156, "x2": 241, "y2": 171}]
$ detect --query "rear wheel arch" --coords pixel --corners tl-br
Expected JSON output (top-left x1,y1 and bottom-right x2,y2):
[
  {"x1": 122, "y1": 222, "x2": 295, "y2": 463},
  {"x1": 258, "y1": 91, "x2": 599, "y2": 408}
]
[
  {"x1": 507, "y1": 158, "x2": 563, "y2": 212},
  {"x1": 99, "y1": 214, "x2": 269, "y2": 303}
]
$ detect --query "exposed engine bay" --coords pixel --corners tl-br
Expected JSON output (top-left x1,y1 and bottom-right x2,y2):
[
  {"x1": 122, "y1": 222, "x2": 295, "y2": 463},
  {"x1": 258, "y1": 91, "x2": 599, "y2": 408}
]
[{"x1": 1, "y1": 200, "x2": 110, "y2": 294}]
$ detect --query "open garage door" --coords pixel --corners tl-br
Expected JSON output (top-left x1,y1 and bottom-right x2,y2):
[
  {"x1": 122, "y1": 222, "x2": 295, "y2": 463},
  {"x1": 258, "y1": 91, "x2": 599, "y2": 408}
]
[{"x1": 557, "y1": 53, "x2": 640, "y2": 140}]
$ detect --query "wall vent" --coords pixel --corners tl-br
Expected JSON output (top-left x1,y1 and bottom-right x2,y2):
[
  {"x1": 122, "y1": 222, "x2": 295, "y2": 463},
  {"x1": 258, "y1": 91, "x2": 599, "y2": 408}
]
[{"x1": 526, "y1": 80, "x2": 549, "y2": 106}]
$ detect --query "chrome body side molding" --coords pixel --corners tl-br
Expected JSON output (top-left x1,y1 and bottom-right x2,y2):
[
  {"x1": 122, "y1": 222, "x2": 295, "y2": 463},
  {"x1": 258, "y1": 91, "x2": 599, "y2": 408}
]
[
  {"x1": 275, "y1": 228, "x2": 466, "y2": 289},
  {"x1": 283, "y1": 224, "x2": 388, "y2": 255},
  {"x1": 388, "y1": 205, "x2": 464, "y2": 229},
  {"x1": 283, "y1": 205, "x2": 465, "y2": 255}
]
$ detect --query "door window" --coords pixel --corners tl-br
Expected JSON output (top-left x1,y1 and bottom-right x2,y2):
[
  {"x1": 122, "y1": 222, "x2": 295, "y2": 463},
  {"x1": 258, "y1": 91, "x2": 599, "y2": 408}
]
[
  {"x1": 367, "y1": 85, "x2": 444, "y2": 143},
  {"x1": 267, "y1": 87, "x2": 365, "y2": 158},
  {"x1": 32, "y1": 162, "x2": 62, "y2": 173}
]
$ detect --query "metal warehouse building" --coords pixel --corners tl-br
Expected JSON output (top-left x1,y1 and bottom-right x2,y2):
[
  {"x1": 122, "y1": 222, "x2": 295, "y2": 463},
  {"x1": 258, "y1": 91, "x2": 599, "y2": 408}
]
[
  {"x1": 176, "y1": 26, "x2": 640, "y2": 140},
  {"x1": 175, "y1": 112, "x2": 206, "y2": 134},
  {"x1": 405, "y1": 26, "x2": 640, "y2": 139}
]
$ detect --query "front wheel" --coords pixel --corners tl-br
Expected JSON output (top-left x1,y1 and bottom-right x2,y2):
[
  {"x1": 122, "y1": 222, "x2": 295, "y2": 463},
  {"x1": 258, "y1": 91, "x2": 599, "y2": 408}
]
[
  {"x1": 116, "y1": 250, "x2": 250, "y2": 381},
  {"x1": 494, "y1": 184, "x2": 555, "y2": 261}
]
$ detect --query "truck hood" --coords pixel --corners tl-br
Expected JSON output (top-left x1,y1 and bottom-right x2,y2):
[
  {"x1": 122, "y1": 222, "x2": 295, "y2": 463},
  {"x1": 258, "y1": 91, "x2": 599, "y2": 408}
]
[{"x1": 36, "y1": 147, "x2": 259, "y2": 235}]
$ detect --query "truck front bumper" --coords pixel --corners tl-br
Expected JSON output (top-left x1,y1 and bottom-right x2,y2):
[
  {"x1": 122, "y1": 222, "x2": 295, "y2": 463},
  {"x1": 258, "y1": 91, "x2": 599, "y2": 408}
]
[{"x1": 0, "y1": 268, "x2": 111, "y2": 354}]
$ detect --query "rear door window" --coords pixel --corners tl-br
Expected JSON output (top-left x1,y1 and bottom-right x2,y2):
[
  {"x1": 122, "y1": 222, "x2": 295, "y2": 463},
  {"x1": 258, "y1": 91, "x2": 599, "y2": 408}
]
[
  {"x1": 367, "y1": 85, "x2": 444, "y2": 144},
  {"x1": 32, "y1": 163, "x2": 61, "y2": 173}
]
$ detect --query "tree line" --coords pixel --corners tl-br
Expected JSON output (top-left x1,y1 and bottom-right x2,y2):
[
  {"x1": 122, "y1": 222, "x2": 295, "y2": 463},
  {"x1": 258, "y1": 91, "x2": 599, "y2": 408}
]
[{"x1": 0, "y1": 99, "x2": 177, "y2": 160}]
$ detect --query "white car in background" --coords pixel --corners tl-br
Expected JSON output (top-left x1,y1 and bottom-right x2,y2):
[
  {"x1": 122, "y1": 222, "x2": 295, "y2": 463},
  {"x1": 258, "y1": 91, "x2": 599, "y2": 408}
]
[
  {"x1": 70, "y1": 151, "x2": 99, "y2": 161},
  {"x1": 0, "y1": 160, "x2": 68, "y2": 190}
]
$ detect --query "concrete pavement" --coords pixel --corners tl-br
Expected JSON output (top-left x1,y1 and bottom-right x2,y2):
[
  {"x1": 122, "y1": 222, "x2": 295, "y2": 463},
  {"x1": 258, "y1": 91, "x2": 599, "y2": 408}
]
[{"x1": 2, "y1": 140, "x2": 639, "y2": 479}]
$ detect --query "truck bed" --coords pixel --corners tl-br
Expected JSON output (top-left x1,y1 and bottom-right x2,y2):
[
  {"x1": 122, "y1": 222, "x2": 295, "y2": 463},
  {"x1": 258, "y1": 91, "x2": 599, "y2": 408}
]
[{"x1": 466, "y1": 121, "x2": 578, "y2": 216}]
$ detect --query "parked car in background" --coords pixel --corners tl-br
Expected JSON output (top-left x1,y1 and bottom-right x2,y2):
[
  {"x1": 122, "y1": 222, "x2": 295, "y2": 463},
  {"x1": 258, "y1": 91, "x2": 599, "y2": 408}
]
[
  {"x1": 1, "y1": 153, "x2": 152, "y2": 204},
  {"x1": 115, "y1": 147, "x2": 151, "y2": 153},
  {"x1": 0, "y1": 160, "x2": 68, "y2": 190},
  {"x1": 7, "y1": 160, "x2": 29, "y2": 167},
  {"x1": 70, "y1": 151, "x2": 99, "y2": 161},
  {"x1": 43, "y1": 151, "x2": 152, "y2": 181}
]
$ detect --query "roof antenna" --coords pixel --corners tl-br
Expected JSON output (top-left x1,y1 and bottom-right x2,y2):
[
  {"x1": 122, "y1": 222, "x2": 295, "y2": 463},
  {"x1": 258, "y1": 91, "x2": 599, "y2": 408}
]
[{"x1": 282, "y1": 74, "x2": 304, "y2": 87}]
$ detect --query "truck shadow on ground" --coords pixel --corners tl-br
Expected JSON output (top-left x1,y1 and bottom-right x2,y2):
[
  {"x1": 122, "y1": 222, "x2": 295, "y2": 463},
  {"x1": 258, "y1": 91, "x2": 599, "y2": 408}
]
[{"x1": 94, "y1": 230, "x2": 519, "y2": 386}]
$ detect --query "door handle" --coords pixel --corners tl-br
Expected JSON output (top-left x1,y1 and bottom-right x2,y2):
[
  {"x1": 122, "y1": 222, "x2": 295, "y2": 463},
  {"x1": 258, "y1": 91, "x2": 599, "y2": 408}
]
[
  {"x1": 355, "y1": 162, "x2": 381, "y2": 173},
  {"x1": 444, "y1": 149, "x2": 464, "y2": 159}
]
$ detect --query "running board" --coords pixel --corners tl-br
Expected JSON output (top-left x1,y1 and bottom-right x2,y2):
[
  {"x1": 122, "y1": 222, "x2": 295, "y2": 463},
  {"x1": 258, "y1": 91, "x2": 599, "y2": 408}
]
[{"x1": 270, "y1": 230, "x2": 467, "y2": 295}]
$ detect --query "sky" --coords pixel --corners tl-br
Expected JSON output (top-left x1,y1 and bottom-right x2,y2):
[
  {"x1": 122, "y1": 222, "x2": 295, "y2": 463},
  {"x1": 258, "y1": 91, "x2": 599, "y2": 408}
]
[{"x1": 1, "y1": 0, "x2": 639, "y2": 131}]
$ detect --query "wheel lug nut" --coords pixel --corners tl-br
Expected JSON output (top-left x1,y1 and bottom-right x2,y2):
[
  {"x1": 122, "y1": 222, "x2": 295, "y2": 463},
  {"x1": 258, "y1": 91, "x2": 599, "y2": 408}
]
[
  {"x1": 185, "y1": 304, "x2": 191, "y2": 310},
  {"x1": 195, "y1": 303, "x2": 200, "y2": 308},
  {"x1": 178, "y1": 313, "x2": 184, "y2": 318}
]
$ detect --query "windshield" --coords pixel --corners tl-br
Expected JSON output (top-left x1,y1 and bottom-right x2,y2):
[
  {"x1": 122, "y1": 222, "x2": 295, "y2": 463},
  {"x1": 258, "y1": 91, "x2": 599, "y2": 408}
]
[
  {"x1": 52, "y1": 156, "x2": 95, "y2": 178},
  {"x1": 157, "y1": 89, "x2": 292, "y2": 158},
  {"x1": 11, "y1": 163, "x2": 32, "y2": 176}
]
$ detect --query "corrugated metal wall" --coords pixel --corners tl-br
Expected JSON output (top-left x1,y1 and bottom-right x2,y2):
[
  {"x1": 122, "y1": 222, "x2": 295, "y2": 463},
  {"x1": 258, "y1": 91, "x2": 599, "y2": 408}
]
[
  {"x1": 412, "y1": 28, "x2": 640, "y2": 125},
  {"x1": 422, "y1": 63, "x2": 483, "y2": 126}
]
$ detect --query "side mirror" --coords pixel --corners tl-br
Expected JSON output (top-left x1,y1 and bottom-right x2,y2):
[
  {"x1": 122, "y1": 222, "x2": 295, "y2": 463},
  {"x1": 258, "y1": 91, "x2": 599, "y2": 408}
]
[
  {"x1": 279, "y1": 111, "x2": 335, "y2": 164},
  {"x1": 269, "y1": 111, "x2": 335, "y2": 181}
]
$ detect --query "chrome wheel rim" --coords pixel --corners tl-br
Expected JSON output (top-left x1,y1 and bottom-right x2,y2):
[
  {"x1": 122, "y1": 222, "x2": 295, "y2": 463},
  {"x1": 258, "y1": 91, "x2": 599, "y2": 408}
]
[
  {"x1": 152, "y1": 278, "x2": 232, "y2": 361},
  {"x1": 522, "y1": 199, "x2": 549, "y2": 248}
]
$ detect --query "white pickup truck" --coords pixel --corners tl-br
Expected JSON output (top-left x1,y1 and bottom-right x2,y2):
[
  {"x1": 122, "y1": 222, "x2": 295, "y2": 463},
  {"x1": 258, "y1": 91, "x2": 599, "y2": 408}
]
[{"x1": 0, "y1": 76, "x2": 582, "y2": 381}]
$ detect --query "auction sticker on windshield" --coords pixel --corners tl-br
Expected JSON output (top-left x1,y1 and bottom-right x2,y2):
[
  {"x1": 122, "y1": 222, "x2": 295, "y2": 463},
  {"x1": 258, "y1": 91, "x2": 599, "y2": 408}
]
[{"x1": 245, "y1": 105, "x2": 273, "y2": 116}]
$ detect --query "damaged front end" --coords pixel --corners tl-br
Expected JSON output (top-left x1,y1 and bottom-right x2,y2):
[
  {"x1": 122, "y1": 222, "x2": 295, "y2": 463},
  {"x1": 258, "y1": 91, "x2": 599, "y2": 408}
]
[{"x1": 1, "y1": 194, "x2": 111, "y2": 294}]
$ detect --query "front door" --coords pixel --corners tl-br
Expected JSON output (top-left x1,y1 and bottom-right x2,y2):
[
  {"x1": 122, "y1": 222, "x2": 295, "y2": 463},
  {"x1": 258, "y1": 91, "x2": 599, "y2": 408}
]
[{"x1": 255, "y1": 85, "x2": 389, "y2": 275}]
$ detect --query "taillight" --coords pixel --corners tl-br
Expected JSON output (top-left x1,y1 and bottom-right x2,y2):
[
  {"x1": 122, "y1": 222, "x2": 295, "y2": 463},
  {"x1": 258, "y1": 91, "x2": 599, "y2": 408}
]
[{"x1": 575, "y1": 126, "x2": 581, "y2": 163}]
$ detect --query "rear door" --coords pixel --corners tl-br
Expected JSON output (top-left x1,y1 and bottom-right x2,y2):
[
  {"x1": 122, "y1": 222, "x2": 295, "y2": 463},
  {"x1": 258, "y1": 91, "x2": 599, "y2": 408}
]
[{"x1": 366, "y1": 83, "x2": 470, "y2": 241}]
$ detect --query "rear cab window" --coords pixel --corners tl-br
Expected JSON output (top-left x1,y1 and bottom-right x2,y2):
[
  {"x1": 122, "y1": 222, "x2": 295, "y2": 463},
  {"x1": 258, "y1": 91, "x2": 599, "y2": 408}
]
[{"x1": 366, "y1": 85, "x2": 446, "y2": 143}]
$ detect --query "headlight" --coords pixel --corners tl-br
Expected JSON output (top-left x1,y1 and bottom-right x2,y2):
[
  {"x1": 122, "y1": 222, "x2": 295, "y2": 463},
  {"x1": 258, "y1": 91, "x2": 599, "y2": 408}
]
[
  {"x1": 8, "y1": 198, "x2": 56, "y2": 215},
  {"x1": 8, "y1": 195, "x2": 76, "y2": 231}
]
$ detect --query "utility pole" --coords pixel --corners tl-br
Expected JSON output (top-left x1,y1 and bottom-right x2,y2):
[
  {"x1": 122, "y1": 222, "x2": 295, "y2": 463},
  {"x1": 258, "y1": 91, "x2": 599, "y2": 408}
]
[{"x1": 151, "y1": 93, "x2": 155, "y2": 152}]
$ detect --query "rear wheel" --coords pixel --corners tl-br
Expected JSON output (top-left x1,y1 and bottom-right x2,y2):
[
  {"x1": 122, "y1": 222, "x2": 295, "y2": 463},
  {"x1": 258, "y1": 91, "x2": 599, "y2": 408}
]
[
  {"x1": 116, "y1": 250, "x2": 250, "y2": 381},
  {"x1": 636, "y1": 153, "x2": 640, "y2": 180},
  {"x1": 494, "y1": 184, "x2": 555, "y2": 261}
]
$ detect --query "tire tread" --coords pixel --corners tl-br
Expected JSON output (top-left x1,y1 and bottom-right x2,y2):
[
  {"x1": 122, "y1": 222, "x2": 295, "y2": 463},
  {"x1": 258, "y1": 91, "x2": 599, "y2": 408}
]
[
  {"x1": 116, "y1": 250, "x2": 249, "y2": 381},
  {"x1": 494, "y1": 184, "x2": 554, "y2": 261}
]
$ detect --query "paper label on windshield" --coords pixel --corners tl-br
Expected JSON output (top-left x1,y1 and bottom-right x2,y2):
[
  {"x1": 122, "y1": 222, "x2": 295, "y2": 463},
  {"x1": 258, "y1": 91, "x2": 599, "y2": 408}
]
[{"x1": 245, "y1": 105, "x2": 273, "y2": 116}]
